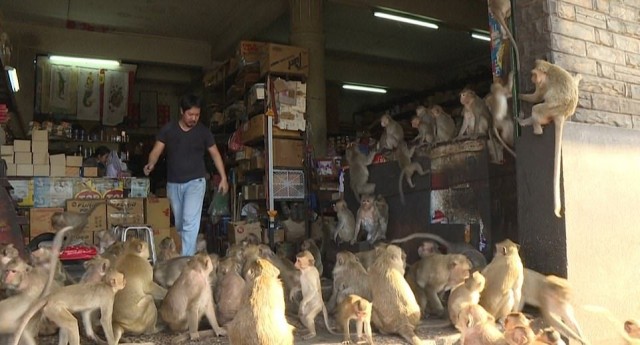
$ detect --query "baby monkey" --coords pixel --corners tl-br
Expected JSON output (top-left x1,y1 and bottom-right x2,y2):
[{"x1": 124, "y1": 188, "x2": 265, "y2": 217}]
[{"x1": 336, "y1": 294, "x2": 374, "y2": 345}]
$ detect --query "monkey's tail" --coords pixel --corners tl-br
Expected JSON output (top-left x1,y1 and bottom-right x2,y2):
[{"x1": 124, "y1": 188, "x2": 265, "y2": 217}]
[
  {"x1": 398, "y1": 169, "x2": 406, "y2": 204},
  {"x1": 390, "y1": 232, "x2": 451, "y2": 248},
  {"x1": 11, "y1": 298, "x2": 48, "y2": 345},
  {"x1": 498, "y1": 16, "x2": 521, "y2": 73},
  {"x1": 493, "y1": 127, "x2": 516, "y2": 158},
  {"x1": 40, "y1": 225, "x2": 75, "y2": 299},
  {"x1": 321, "y1": 304, "x2": 339, "y2": 335},
  {"x1": 553, "y1": 118, "x2": 565, "y2": 218}
]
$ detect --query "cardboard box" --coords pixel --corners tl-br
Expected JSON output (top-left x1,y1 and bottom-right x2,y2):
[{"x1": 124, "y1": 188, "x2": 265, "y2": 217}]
[
  {"x1": 50, "y1": 165, "x2": 65, "y2": 177},
  {"x1": 16, "y1": 164, "x2": 34, "y2": 176},
  {"x1": 5, "y1": 163, "x2": 16, "y2": 176},
  {"x1": 33, "y1": 164, "x2": 50, "y2": 176},
  {"x1": 29, "y1": 207, "x2": 64, "y2": 240},
  {"x1": 0, "y1": 145, "x2": 13, "y2": 155},
  {"x1": 31, "y1": 140, "x2": 48, "y2": 153},
  {"x1": 8, "y1": 179, "x2": 34, "y2": 207},
  {"x1": 247, "y1": 83, "x2": 265, "y2": 107},
  {"x1": 14, "y1": 152, "x2": 32, "y2": 164},
  {"x1": 241, "y1": 114, "x2": 302, "y2": 144},
  {"x1": 50, "y1": 154, "x2": 66, "y2": 166},
  {"x1": 33, "y1": 177, "x2": 75, "y2": 207},
  {"x1": 250, "y1": 155, "x2": 265, "y2": 170},
  {"x1": 65, "y1": 167, "x2": 80, "y2": 177},
  {"x1": 66, "y1": 199, "x2": 107, "y2": 233},
  {"x1": 32, "y1": 129, "x2": 48, "y2": 141},
  {"x1": 66, "y1": 156, "x2": 83, "y2": 167},
  {"x1": 273, "y1": 139, "x2": 304, "y2": 167},
  {"x1": 235, "y1": 146, "x2": 255, "y2": 161},
  {"x1": 228, "y1": 221, "x2": 262, "y2": 244},
  {"x1": 237, "y1": 40, "x2": 267, "y2": 65},
  {"x1": 73, "y1": 178, "x2": 124, "y2": 199},
  {"x1": 260, "y1": 43, "x2": 309, "y2": 77},
  {"x1": 32, "y1": 152, "x2": 48, "y2": 165},
  {"x1": 83, "y1": 167, "x2": 98, "y2": 177},
  {"x1": 2, "y1": 154, "x2": 13, "y2": 163},
  {"x1": 13, "y1": 140, "x2": 30, "y2": 152},
  {"x1": 144, "y1": 198, "x2": 171, "y2": 229},
  {"x1": 106, "y1": 198, "x2": 145, "y2": 228},
  {"x1": 127, "y1": 178, "x2": 150, "y2": 198}
]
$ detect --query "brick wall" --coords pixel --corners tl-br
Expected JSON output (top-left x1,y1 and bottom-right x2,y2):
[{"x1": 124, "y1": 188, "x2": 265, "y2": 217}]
[{"x1": 517, "y1": 0, "x2": 640, "y2": 128}]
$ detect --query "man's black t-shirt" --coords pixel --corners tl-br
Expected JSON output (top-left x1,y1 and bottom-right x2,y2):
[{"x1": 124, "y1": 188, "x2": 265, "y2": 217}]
[{"x1": 157, "y1": 121, "x2": 215, "y2": 183}]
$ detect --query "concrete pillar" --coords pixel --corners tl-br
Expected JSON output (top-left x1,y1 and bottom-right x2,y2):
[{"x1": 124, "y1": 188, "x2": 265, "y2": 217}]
[{"x1": 289, "y1": 0, "x2": 327, "y2": 156}]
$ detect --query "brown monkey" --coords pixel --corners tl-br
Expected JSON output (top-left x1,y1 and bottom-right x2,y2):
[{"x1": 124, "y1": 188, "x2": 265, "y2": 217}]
[
  {"x1": 30, "y1": 247, "x2": 73, "y2": 285},
  {"x1": 369, "y1": 244, "x2": 423, "y2": 345},
  {"x1": 411, "y1": 111, "x2": 435, "y2": 145},
  {"x1": 112, "y1": 238, "x2": 167, "y2": 343},
  {"x1": 81, "y1": 256, "x2": 111, "y2": 283},
  {"x1": 345, "y1": 142, "x2": 376, "y2": 202},
  {"x1": 11, "y1": 269, "x2": 126, "y2": 345},
  {"x1": 449, "y1": 271, "x2": 486, "y2": 328},
  {"x1": 327, "y1": 251, "x2": 371, "y2": 312},
  {"x1": 294, "y1": 250, "x2": 336, "y2": 339},
  {"x1": 153, "y1": 256, "x2": 190, "y2": 288},
  {"x1": 0, "y1": 243, "x2": 19, "y2": 268},
  {"x1": 300, "y1": 239, "x2": 323, "y2": 276},
  {"x1": 519, "y1": 268, "x2": 587, "y2": 344},
  {"x1": 355, "y1": 194, "x2": 387, "y2": 244},
  {"x1": 336, "y1": 294, "x2": 375, "y2": 345},
  {"x1": 417, "y1": 240, "x2": 440, "y2": 257},
  {"x1": 160, "y1": 253, "x2": 226, "y2": 341},
  {"x1": 51, "y1": 203, "x2": 104, "y2": 245},
  {"x1": 332, "y1": 199, "x2": 357, "y2": 244},
  {"x1": 485, "y1": 71, "x2": 516, "y2": 161},
  {"x1": 101, "y1": 241, "x2": 126, "y2": 266},
  {"x1": 396, "y1": 140, "x2": 429, "y2": 204},
  {"x1": 227, "y1": 258, "x2": 294, "y2": 345},
  {"x1": 456, "y1": 303, "x2": 505, "y2": 345},
  {"x1": 215, "y1": 257, "x2": 245, "y2": 325},
  {"x1": 378, "y1": 113, "x2": 404, "y2": 151},
  {"x1": 157, "y1": 236, "x2": 180, "y2": 262},
  {"x1": 504, "y1": 312, "x2": 536, "y2": 345},
  {"x1": 457, "y1": 88, "x2": 491, "y2": 139},
  {"x1": 94, "y1": 229, "x2": 118, "y2": 254},
  {"x1": 427, "y1": 105, "x2": 457, "y2": 142},
  {"x1": 536, "y1": 327, "x2": 566, "y2": 345},
  {"x1": 518, "y1": 60, "x2": 582, "y2": 218},
  {"x1": 479, "y1": 239, "x2": 524, "y2": 321},
  {"x1": 488, "y1": 0, "x2": 521, "y2": 71}
]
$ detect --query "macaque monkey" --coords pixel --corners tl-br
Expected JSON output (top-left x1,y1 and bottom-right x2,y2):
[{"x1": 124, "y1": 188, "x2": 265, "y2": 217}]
[
  {"x1": 336, "y1": 294, "x2": 375, "y2": 345},
  {"x1": 518, "y1": 60, "x2": 582, "y2": 217},
  {"x1": 536, "y1": 327, "x2": 566, "y2": 345},
  {"x1": 101, "y1": 241, "x2": 125, "y2": 266},
  {"x1": 488, "y1": 0, "x2": 521, "y2": 71},
  {"x1": 332, "y1": 199, "x2": 357, "y2": 244},
  {"x1": 11, "y1": 269, "x2": 126, "y2": 345},
  {"x1": 294, "y1": 250, "x2": 336, "y2": 339},
  {"x1": 449, "y1": 271, "x2": 486, "y2": 328},
  {"x1": 479, "y1": 239, "x2": 524, "y2": 321},
  {"x1": 485, "y1": 71, "x2": 517, "y2": 162},
  {"x1": 0, "y1": 243, "x2": 19, "y2": 268},
  {"x1": 160, "y1": 253, "x2": 226, "y2": 341},
  {"x1": 396, "y1": 140, "x2": 429, "y2": 204},
  {"x1": 428, "y1": 105, "x2": 457, "y2": 142},
  {"x1": 153, "y1": 256, "x2": 190, "y2": 288},
  {"x1": 327, "y1": 251, "x2": 371, "y2": 312},
  {"x1": 30, "y1": 247, "x2": 73, "y2": 285},
  {"x1": 355, "y1": 194, "x2": 387, "y2": 244},
  {"x1": 378, "y1": 113, "x2": 404, "y2": 151},
  {"x1": 227, "y1": 258, "x2": 294, "y2": 345},
  {"x1": 457, "y1": 88, "x2": 492, "y2": 139},
  {"x1": 456, "y1": 303, "x2": 505, "y2": 345},
  {"x1": 411, "y1": 112, "x2": 435, "y2": 145},
  {"x1": 157, "y1": 236, "x2": 180, "y2": 262},
  {"x1": 345, "y1": 142, "x2": 376, "y2": 202},
  {"x1": 503, "y1": 312, "x2": 537, "y2": 345},
  {"x1": 242, "y1": 233, "x2": 262, "y2": 246},
  {"x1": 215, "y1": 258, "x2": 245, "y2": 325},
  {"x1": 519, "y1": 268, "x2": 587, "y2": 344},
  {"x1": 626, "y1": 320, "x2": 640, "y2": 339},
  {"x1": 51, "y1": 203, "x2": 104, "y2": 245},
  {"x1": 369, "y1": 245, "x2": 423, "y2": 345},
  {"x1": 94, "y1": 229, "x2": 118, "y2": 254},
  {"x1": 300, "y1": 239, "x2": 323, "y2": 276}
]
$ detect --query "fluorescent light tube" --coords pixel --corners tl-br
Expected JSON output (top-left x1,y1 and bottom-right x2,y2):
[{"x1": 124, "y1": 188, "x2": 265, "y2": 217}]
[
  {"x1": 374, "y1": 11, "x2": 439, "y2": 30},
  {"x1": 343, "y1": 84, "x2": 387, "y2": 94},
  {"x1": 471, "y1": 32, "x2": 491, "y2": 41},
  {"x1": 5, "y1": 66, "x2": 19, "y2": 92},
  {"x1": 49, "y1": 55, "x2": 120, "y2": 67}
]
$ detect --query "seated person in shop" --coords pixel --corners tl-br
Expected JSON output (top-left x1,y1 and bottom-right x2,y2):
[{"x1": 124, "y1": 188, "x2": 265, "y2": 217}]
[{"x1": 83, "y1": 146, "x2": 110, "y2": 177}]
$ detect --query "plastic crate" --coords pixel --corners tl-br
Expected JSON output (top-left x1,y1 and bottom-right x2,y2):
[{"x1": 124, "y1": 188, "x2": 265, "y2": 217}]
[{"x1": 272, "y1": 169, "x2": 305, "y2": 199}]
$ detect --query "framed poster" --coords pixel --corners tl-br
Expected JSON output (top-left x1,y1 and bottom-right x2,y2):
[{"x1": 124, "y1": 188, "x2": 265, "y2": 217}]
[{"x1": 139, "y1": 91, "x2": 158, "y2": 128}]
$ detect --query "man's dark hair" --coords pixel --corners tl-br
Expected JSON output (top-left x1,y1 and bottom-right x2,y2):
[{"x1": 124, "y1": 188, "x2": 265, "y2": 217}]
[
  {"x1": 94, "y1": 145, "x2": 111, "y2": 157},
  {"x1": 179, "y1": 94, "x2": 203, "y2": 112}
]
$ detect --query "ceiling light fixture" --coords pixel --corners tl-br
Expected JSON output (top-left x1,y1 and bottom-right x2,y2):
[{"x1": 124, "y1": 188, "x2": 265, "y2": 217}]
[
  {"x1": 373, "y1": 11, "x2": 439, "y2": 30},
  {"x1": 343, "y1": 84, "x2": 387, "y2": 94},
  {"x1": 49, "y1": 55, "x2": 121, "y2": 67},
  {"x1": 5, "y1": 66, "x2": 19, "y2": 93},
  {"x1": 471, "y1": 32, "x2": 491, "y2": 42}
]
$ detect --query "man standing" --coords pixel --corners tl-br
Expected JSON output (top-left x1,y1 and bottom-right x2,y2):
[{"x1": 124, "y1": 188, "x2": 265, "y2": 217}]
[{"x1": 144, "y1": 94, "x2": 228, "y2": 256}]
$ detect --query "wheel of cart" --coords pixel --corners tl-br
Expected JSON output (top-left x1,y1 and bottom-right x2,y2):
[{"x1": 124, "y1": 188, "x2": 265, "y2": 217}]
[{"x1": 113, "y1": 224, "x2": 157, "y2": 265}]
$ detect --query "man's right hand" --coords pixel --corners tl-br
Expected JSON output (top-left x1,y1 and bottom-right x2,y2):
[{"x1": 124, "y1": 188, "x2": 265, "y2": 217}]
[{"x1": 143, "y1": 163, "x2": 154, "y2": 176}]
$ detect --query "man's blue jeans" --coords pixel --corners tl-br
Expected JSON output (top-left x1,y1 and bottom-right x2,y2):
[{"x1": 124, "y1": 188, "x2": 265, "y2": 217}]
[{"x1": 167, "y1": 177, "x2": 206, "y2": 256}]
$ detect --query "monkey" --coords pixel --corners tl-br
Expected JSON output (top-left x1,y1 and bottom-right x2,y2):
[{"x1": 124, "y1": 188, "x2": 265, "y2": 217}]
[
  {"x1": 101, "y1": 241, "x2": 126, "y2": 266},
  {"x1": 518, "y1": 268, "x2": 587, "y2": 344},
  {"x1": 332, "y1": 199, "x2": 357, "y2": 244},
  {"x1": 157, "y1": 236, "x2": 180, "y2": 262},
  {"x1": 11, "y1": 269, "x2": 126, "y2": 345},
  {"x1": 0, "y1": 243, "x2": 19, "y2": 268},
  {"x1": 427, "y1": 105, "x2": 457, "y2": 142},
  {"x1": 518, "y1": 60, "x2": 582, "y2": 218},
  {"x1": 627, "y1": 320, "x2": 640, "y2": 339},
  {"x1": 488, "y1": 0, "x2": 521, "y2": 72},
  {"x1": 411, "y1": 113, "x2": 435, "y2": 145},
  {"x1": 159, "y1": 253, "x2": 226, "y2": 341},
  {"x1": 255, "y1": 245, "x2": 302, "y2": 311},
  {"x1": 227, "y1": 258, "x2": 295, "y2": 345},
  {"x1": 94, "y1": 229, "x2": 118, "y2": 254},
  {"x1": 417, "y1": 240, "x2": 440, "y2": 257},
  {"x1": 368, "y1": 244, "x2": 423, "y2": 345},
  {"x1": 449, "y1": 271, "x2": 486, "y2": 328},
  {"x1": 215, "y1": 257, "x2": 246, "y2": 325},
  {"x1": 407, "y1": 253, "x2": 472, "y2": 318},
  {"x1": 374, "y1": 194, "x2": 389, "y2": 240},
  {"x1": 241, "y1": 232, "x2": 262, "y2": 246},
  {"x1": 456, "y1": 303, "x2": 505, "y2": 345},
  {"x1": 300, "y1": 239, "x2": 323, "y2": 276},
  {"x1": 391, "y1": 232, "x2": 487, "y2": 272},
  {"x1": 30, "y1": 247, "x2": 74, "y2": 285},
  {"x1": 293, "y1": 250, "x2": 337, "y2": 339},
  {"x1": 396, "y1": 140, "x2": 429, "y2": 204},
  {"x1": 503, "y1": 312, "x2": 537, "y2": 345},
  {"x1": 457, "y1": 88, "x2": 492, "y2": 139},
  {"x1": 354, "y1": 194, "x2": 387, "y2": 244},
  {"x1": 336, "y1": 294, "x2": 375, "y2": 345},
  {"x1": 327, "y1": 251, "x2": 371, "y2": 312},
  {"x1": 536, "y1": 327, "x2": 567, "y2": 345},
  {"x1": 378, "y1": 113, "x2": 404, "y2": 151},
  {"x1": 51, "y1": 202, "x2": 104, "y2": 245},
  {"x1": 153, "y1": 256, "x2": 190, "y2": 288},
  {"x1": 112, "y1": 238, "x2": 167, "y2": 343},
  {"x1": 485, "y1": 71, "x2": 517, "y2": 161},
  {"x1": 345, "y1": 142, "x2": 376, "y2": 202},
  {"x1": 479, "y1": 239, "x2": 524, "y2": 321}
]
